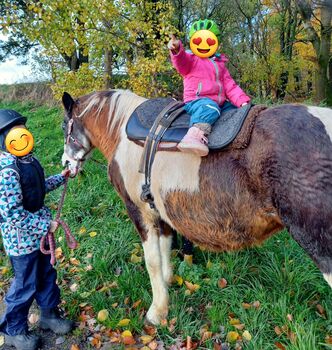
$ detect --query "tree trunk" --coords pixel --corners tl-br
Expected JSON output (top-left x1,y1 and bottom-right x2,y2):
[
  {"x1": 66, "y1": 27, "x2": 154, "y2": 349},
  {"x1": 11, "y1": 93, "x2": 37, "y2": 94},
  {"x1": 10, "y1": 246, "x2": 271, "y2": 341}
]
[
  {"x1": 104, "y1": 47, "x2": 113, "y2": 89},
  {"x1": 297, "y1": 0, "x2": 331, "y2": 105}
]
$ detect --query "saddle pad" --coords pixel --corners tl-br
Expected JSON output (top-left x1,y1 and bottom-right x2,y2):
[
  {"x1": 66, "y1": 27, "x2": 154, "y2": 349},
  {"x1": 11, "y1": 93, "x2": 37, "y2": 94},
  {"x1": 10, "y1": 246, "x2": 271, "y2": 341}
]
[{"x1": 126, "y1": 98, "x2": 252, "y2": 150}]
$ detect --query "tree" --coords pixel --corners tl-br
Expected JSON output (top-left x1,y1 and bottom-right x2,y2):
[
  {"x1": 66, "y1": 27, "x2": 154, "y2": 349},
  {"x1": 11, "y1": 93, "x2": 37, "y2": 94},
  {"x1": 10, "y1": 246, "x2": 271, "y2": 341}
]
[{"x1": 296, "y1": 0, "x2": 332, "y2": 105}]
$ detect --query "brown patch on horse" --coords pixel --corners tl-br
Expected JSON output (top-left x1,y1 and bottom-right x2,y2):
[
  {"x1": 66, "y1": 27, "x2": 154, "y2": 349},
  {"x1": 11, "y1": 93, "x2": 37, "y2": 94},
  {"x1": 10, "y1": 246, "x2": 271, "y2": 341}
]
[
  {"x1": 75, "y1": 91, "x2": 124, "y2": 160},
  {"x1": 108, "y1": 159, "x2": 148, "y2": 241}
]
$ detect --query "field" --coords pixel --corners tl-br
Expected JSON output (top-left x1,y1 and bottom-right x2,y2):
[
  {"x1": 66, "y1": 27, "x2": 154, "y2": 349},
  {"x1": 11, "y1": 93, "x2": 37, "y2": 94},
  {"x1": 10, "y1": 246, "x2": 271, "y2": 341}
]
[{"x1": 0, "y1": 101, "x2": 331, "y2": 350}]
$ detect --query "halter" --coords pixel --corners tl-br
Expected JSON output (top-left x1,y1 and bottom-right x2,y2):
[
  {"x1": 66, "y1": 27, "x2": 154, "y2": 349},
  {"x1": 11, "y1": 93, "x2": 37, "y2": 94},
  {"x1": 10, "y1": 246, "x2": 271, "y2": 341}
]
[{"x1": 65, "y1": 118, "x2": 92, "y2": 162}]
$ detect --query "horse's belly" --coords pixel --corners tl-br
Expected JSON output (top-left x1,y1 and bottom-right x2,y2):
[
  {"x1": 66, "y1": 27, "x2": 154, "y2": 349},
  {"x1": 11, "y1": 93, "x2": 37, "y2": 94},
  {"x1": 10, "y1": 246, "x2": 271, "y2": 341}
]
[{"x1": 160, "y1": 190, "x2": 284, "y2": 252}]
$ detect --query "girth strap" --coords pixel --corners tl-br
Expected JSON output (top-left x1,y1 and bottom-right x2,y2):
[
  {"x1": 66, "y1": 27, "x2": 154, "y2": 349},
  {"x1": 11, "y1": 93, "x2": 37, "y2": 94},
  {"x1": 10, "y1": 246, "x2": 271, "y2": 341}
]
[{"x1": 139, "y1": 100, "x2": 185, "y2": 208}]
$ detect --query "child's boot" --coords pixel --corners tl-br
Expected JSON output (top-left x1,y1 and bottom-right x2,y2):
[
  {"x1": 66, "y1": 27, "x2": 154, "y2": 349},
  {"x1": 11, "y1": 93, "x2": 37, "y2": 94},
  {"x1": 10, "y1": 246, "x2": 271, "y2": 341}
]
[
  {"x1": 4, "y1": 332, "x2": 40, "y2": 350},
  {"x1": 39, "y1": 308, "x2": 74, "y2": 335},
  {"x1": 177, "y1": 124, "x2": 210, "y2": 156}
]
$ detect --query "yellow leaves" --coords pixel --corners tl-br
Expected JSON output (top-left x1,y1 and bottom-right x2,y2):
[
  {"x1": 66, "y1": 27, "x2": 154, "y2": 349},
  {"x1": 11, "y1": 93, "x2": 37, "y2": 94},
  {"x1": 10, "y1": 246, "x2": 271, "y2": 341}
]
[
  {"x1": 173, "y1": 274, "x2": 183, "y2": 286},
  {"x1": 97, "y1": 309, "x2": 109, "y2": 322},
  {"x1": 140, "y1": 335, "x2": 153, "y2": 345},
  {"x1": 89, "y1": 231, "x2": 97, "y2": 238},
  {"x1": 117, "y1": 318, "x2": 131, "y2": 327},
  {"x1": 242, "y1": 330, "x2": 252, "y2": 341},
  {"x1": 226, "y1": 331, "x2": 240, "y2": 342},
  {"x1": 70, "y1": 345, "x2": 80, "y2": 350},
  {"x1": 130, "y1": 254, "x2": 142, "y2": 263}
]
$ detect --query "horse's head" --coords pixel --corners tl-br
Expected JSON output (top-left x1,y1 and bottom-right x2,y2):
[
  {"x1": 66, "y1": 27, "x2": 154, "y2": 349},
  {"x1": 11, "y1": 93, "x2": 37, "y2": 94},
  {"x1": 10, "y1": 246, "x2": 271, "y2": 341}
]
[{"x1": 61, "y1": 92, "x2": 93, "y2": 177}]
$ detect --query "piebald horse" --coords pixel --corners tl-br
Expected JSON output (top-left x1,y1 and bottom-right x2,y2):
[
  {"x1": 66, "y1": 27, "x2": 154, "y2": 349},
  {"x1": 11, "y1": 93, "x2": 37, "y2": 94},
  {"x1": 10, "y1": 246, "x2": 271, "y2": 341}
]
[{"x1": 61, "y1": 90, "x2": 332, "y2": 325}]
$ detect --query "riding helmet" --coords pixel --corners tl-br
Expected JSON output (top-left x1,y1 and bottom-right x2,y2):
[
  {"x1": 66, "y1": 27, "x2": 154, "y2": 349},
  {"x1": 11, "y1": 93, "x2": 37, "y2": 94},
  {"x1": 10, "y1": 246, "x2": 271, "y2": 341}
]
[
  {"x1": 189, "y1": 19, "x2": 221, "y2": 42},
  {"x1": 0, "y1": 109, "x2": 27, "y2": 133}
]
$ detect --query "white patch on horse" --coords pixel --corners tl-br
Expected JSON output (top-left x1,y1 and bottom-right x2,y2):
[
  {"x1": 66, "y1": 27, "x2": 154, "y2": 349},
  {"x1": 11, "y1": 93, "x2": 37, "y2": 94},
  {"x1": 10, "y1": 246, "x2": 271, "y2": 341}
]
[
  {"x1": 323, "y1": 273, "x2": 332, "y2": 288},
  {"x1": 308, "y1": 106, "x2": 332, "y2": 141},
  {"x1": 142, "y1": 224, "x2": 169, "y2": 324}
]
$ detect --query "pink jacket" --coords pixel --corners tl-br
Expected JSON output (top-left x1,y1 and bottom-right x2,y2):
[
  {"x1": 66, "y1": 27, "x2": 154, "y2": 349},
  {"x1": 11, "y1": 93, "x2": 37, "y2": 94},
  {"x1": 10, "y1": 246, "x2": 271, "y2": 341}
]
[{"x1": 170, "y1": 41, "x2": 250, "y2": 107}]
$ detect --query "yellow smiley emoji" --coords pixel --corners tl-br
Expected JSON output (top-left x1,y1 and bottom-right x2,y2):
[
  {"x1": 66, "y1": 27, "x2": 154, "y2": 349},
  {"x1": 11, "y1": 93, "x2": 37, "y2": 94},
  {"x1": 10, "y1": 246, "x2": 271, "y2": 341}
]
[
  {"x1": 5, "y1": 127, "x2": 34, "y2": 157},
  {"x1": 190, "y1": 29, "x2": 219, "y2": 58}
]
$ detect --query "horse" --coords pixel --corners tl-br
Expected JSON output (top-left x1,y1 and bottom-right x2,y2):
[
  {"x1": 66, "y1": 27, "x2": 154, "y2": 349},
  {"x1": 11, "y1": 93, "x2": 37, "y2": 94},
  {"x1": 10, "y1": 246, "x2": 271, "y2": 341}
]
[{"x1": 61, "y1": 89, "x2": 332, "y2": 325}]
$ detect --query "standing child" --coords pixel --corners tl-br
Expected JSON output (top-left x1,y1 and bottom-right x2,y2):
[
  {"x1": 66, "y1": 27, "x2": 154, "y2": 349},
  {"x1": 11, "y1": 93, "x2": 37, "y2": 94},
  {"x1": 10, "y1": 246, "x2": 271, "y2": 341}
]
[
  {"x1": 0, "y1": 109, "x2": 74, "y2": 350},
  {"x1": 168, "y1": 19, "x2": 250, "y2": 156}
]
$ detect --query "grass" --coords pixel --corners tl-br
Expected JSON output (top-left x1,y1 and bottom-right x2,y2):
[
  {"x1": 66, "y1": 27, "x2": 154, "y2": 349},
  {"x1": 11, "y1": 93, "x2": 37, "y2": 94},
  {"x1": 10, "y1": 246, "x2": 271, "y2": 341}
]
[{"x1": 0, "y1": 101, "x2": 332, "y2": 349}]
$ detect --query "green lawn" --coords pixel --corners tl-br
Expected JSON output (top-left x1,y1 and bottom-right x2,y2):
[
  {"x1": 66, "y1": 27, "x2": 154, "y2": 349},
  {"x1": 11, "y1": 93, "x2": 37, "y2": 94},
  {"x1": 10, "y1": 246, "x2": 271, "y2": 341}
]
[{"x1": 0, "y1": 101, "x2": 331, "y2": 350}]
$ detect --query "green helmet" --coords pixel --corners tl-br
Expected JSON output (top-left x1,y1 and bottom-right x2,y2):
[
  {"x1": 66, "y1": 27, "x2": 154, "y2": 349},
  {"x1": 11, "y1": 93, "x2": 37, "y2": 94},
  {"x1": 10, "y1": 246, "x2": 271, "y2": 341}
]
[{"x1": 189, "y1": 19, "x2": 221, "y2": 41}]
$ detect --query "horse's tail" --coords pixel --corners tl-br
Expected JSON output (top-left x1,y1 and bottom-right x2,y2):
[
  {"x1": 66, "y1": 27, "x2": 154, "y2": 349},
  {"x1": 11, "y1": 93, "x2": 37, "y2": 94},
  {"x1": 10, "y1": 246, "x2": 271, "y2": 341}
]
[{"x1": 257, "y1": 105, "x2": 332, "y2": 288}]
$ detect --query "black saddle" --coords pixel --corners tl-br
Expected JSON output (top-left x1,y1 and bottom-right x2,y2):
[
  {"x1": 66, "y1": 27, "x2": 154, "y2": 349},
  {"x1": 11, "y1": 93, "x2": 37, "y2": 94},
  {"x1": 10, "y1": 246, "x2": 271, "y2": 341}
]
[{"x1": 126, "y1": 98, "x2": 252, "y2": 150}]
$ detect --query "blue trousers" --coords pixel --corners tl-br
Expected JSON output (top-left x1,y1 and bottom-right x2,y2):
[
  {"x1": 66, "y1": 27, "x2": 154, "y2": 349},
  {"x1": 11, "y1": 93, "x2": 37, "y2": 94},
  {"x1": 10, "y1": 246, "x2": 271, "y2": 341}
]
[
  {"x1": 184, "y1": 98, "x2": 237, "y2": 126},
  {"x1": 0, "y1": 250, "x2": 60, "y2": 335}
]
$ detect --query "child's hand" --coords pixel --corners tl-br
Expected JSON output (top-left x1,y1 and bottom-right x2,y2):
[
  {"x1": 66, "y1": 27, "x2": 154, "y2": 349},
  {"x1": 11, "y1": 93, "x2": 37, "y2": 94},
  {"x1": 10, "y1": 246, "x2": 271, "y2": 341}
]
[
  {"x1": 61, "y1": 169, "x2": 71, "y2": 178},
  {"x1": 168, "y1": 35, "x2": 180, "y2": 53},
  {"x1": 49, "y1": 220, "x2": 59, "y2": 233}
]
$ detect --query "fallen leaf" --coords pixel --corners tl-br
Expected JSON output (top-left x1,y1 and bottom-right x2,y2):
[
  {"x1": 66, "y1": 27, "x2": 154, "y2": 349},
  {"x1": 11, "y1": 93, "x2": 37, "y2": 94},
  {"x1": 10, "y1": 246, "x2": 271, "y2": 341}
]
[
  {"x1": 226, "y1": 331, "x2": 239, "y2": 342},
  {"x1": 206, "y1": 260, "x2": 213, "y2": 269},
  {"x1": 148, "y1": 340, "x2": 158, "y2": 349},
  {"x1": 132, "y1": 299, "x2": 142, "y2": 309},
  {"x1": 70, "y1": 258, "x2": 80, "y2": 266},
  {"x1": 71, "y1": 345, "x2": 80, "y2": 350},
  {"x1": 140, "y1": 335, "x2": 154, "y2": 345},
  {"x1": 252, "y1": 301, "x2": 261, "y2": 309},
  {"x1": 173, "y1": 275, "x2": 183, "y2": 286},
  {"x1": 89, "y1": 231, "x2": 97, "y2": 237},
  {"x1": 234, "y1": 324, "x2": 245, "y2": 330},
  {"x1": 275, "y1": 342, "x2": 286, "y2": 350},
  {"x1": 97, "y1": 309, "x2": 109, "y2": 322},
  {"x1": 130, "y1": 254, "x2": 142, "y2": 263},
  {"x1": 143, "y1": 324, "x2": 157, "y2": 336},
  {"x1": 218, "y1": 278, "x2": 228, "y2": 289},
  {"x1": 79, "y1": 227, "x2": 87, "y2": 234},
  {"x1": 286, "y1": 314, "x2": 293, "y2": 321},
  {"x1": 56, "y1": 336, "x2": 65, "y2": 345},
  {"x1": 55, "y1": 247, "x2": 63, "y2": 259},
  {"x1": 184, "y1": 281, "x2": 200, "y2": 293},
  {"x1": 242, "y1": 330, "x2": 252, "y2": 341},
  {"x1": 242, "y1": 302, "x2": 251, "y2": 309},
  {"x1": 274, "y1": 326, "x2": 282, "y2": 336},
  {"x1": 117, "y1": 318, "x2": 131, "y2": 327},
  {"x1": 70, "y1": 283, "x2": 78, "y2": 292},
  {"x1": 316, "y1": 304, "x2": 326, "y2": 318},
  {"x1": 122, "y1": 335, "x2": 136, "y2": 345},
  {"x1": 325, "y1": 335, "x2": 332, "y2": 344},
  {"x1": 229, "y1": 318, "x2": 241, "y2": 325},
  {"x1": 201, "y1": 331, "x2": 213, "y2": 342}
]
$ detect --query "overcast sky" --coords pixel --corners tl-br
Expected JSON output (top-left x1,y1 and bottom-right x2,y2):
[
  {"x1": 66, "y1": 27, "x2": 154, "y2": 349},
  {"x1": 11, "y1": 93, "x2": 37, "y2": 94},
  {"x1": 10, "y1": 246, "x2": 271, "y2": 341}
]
[{"x1": 0, "y1": 33, "x2": 34, "y2": 84}]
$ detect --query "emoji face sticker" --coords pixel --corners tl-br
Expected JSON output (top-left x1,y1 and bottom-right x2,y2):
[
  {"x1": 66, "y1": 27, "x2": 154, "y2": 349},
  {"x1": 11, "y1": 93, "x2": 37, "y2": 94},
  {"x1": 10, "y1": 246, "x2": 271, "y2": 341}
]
[
  {"x1": 190, "y1": 29, "x2": 219, "y2": 58},
  {"x1": 5, "y1": 127, "x2": 34, "y2": 157}
]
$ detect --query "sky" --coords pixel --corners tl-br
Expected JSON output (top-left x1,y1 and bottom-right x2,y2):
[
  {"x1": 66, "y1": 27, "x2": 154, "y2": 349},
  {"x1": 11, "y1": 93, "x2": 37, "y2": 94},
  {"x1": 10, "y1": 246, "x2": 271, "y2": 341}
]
[{"x1": 0, "y1": 33, "x2": 34, "y2": 84}]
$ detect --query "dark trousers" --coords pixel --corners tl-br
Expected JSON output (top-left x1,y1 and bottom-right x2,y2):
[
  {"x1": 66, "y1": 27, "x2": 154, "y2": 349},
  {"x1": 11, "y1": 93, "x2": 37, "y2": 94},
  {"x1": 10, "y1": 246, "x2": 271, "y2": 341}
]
[{"x1": 0, "y1": 250, "x2": 60, "y2": 335}]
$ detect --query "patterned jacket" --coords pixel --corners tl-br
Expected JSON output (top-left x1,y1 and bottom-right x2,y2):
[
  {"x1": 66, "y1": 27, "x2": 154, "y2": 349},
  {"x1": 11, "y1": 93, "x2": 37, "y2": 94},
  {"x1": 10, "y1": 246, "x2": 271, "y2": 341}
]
[{"x1": 0, "y1": 152, "x2": 65, "y2": 256}]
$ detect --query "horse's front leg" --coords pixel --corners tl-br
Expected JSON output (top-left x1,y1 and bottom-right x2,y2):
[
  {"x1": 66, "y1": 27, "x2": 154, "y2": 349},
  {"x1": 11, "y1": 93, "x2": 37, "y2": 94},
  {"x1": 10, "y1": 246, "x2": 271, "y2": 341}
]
[
  {"x1": 143, "y1": 223, "x2": 169, "y2": 325},
  {"x1": 159, "y1": 221, "x2": 173, "y2": 285}
]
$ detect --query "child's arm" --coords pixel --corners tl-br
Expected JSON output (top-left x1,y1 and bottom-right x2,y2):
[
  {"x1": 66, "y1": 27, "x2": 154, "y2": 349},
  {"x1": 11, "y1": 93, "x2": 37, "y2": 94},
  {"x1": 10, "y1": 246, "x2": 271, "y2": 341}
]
[
  {"x1": 45, "y1": 174, "x2": 66, "y2": 193},
  {"x1": 0, "y1": 168, "x2": 50, "y2": 235},
  {"x1": 169, "y1": 38, "x2": 195, "y2": 76},
  {"x1": 222, "y1": 66, "x2": 250, "y2": 107}
]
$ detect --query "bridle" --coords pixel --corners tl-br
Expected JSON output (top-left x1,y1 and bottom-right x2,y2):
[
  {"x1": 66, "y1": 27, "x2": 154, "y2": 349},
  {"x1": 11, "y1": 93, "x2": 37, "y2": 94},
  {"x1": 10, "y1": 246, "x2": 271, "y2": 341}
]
[
  {"x1": 65, "y1": 118, "x2": 92, "y2": 162},
  {"x1": 64, "y1": 118, "x2": 93, "y2": 176}
]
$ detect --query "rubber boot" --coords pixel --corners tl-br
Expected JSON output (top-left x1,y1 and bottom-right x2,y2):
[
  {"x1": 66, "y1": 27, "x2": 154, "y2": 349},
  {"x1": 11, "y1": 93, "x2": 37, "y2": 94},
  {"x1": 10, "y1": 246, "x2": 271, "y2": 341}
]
[
  {"x1": 4, "y1": 332, "x2": 40, "y2": 350},
  {"x1": 39, "y1": 308, "x2": 74, "y2": 335}
]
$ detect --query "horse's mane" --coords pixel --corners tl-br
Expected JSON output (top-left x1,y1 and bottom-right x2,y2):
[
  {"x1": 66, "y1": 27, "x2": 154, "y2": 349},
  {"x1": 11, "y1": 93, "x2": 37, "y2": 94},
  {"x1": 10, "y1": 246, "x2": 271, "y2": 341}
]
[{"x1": 76, "y1": 89, "x2": 146, "y2": 135}]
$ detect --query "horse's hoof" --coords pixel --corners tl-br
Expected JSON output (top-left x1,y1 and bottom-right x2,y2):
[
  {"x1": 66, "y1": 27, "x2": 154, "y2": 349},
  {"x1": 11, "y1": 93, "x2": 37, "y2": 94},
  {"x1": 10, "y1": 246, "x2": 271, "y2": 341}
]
[{"x1": 146, "y1": 306, "x2": 167, "y2": 325}]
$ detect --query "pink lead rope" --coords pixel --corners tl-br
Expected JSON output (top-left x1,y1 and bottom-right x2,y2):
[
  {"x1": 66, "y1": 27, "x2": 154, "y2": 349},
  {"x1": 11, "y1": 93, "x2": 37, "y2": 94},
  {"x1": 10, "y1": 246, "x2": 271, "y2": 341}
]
[{"x1": 40, "y1": 176, "x2": 78, "y2": 265}]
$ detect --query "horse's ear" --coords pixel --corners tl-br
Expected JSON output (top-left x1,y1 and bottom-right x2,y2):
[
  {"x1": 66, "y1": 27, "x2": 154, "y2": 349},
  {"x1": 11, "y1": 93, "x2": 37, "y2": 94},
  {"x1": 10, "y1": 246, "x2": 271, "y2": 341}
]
[{"x1": 62, "y1": 92, "x2": 75, "y2": 115}]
